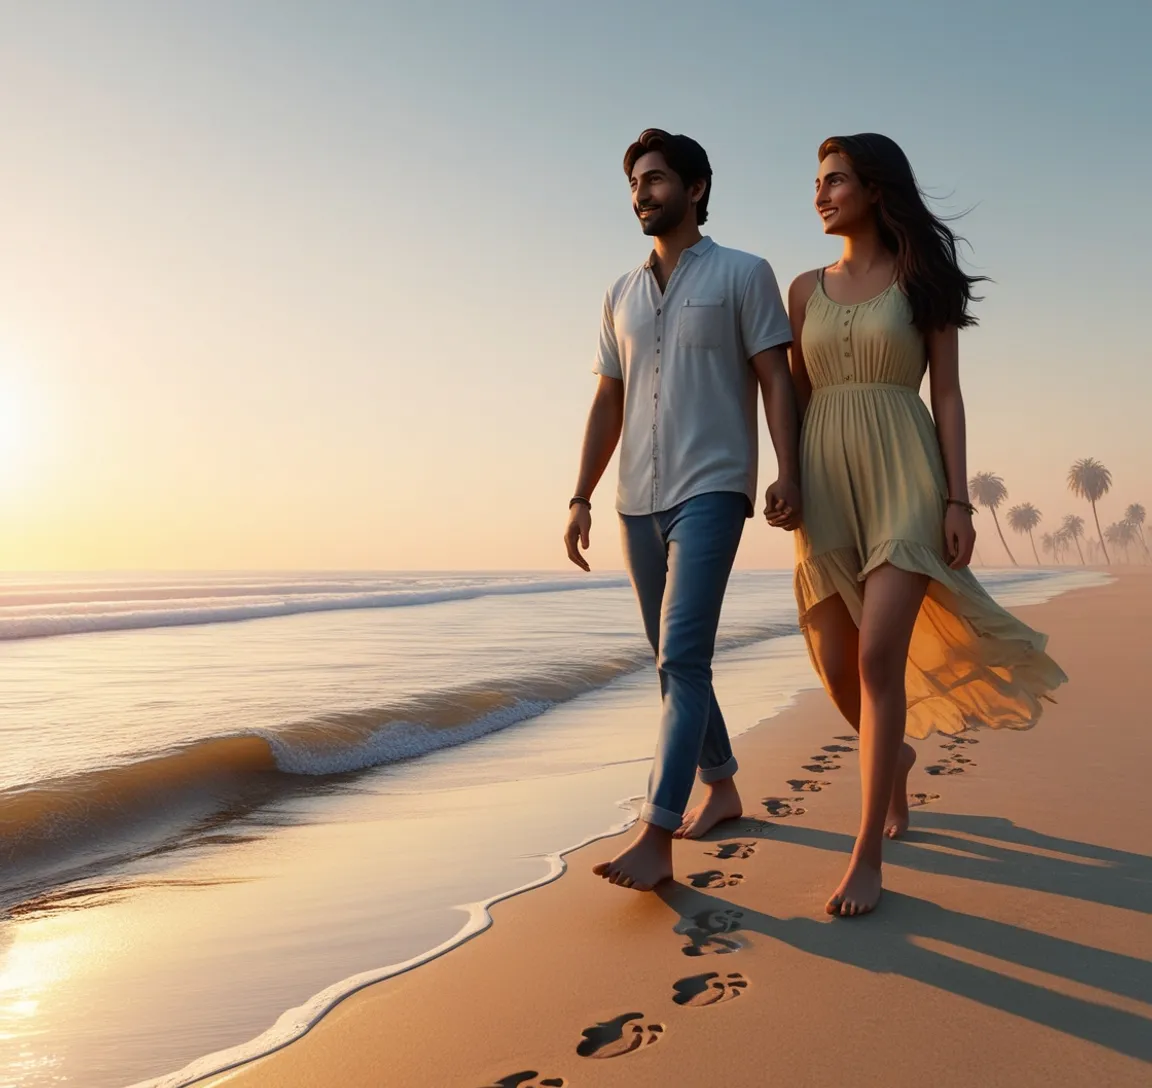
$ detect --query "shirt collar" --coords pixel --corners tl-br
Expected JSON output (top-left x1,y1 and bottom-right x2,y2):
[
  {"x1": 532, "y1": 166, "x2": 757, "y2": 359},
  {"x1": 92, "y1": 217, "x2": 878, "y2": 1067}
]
[{"x1": 644, "y1": 234, "x2": 715, "y2": 269}]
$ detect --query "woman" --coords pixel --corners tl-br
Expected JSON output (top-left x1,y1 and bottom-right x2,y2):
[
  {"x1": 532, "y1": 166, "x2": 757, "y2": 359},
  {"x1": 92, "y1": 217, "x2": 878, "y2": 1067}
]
[{"x1": 773, "y1": 133, "x2": 1066, "y2": 917}]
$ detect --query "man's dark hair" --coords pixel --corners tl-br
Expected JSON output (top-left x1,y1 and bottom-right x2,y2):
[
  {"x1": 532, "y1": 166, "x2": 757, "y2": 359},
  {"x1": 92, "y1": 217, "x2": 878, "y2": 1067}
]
[{"x1": 623, "y1": 128, "x2": 713, "y2": 225}]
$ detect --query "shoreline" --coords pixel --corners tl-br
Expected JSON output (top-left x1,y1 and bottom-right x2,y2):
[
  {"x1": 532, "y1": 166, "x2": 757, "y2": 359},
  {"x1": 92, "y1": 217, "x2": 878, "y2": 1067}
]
[
  {"x1": 132, "y1": 803, "x2": 643, "y2": 1088},
  {"x1": 174, "y1": 567, "x2": 1135, "y2": 1088},
  {"x1": 133, "y1": 635, "x2": 822, "y2": 1088},
  {"x1": 3, "y1": 573, "x2": 825, "y2": 1088}
]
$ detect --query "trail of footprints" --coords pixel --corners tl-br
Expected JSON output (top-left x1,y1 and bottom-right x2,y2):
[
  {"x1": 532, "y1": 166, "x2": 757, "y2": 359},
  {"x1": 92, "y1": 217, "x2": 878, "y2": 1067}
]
[
  {"x1": 762, "y1": 737, "x2": 856, "y2": 816},
  {"x1": 480, "y1": 730, "x2": 979, "y2": 1084},
  {"x1": 479, "y1": 869, "x2": 756, "y2": 1080},
  {"x1": 926, "y1": 734, "x2": 980, "y2": 776}
]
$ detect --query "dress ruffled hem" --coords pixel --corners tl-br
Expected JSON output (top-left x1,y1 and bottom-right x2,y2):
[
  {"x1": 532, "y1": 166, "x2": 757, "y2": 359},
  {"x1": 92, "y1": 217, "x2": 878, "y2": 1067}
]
[{"x1": 793, "y1": 539, "x2": 1068, "y2": 739}]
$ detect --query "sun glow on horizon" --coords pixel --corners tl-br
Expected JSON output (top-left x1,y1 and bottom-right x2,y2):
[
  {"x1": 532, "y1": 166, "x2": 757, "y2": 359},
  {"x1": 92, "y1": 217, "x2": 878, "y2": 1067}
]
[{"x1": 0, "y1": 364, "x2": 36, "y2": 494}]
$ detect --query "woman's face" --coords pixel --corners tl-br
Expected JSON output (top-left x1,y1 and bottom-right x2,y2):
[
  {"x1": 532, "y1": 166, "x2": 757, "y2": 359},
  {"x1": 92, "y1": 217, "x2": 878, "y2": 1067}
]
[{"x1": 814, "y1": 152, "x2": 875, "y2": 236}]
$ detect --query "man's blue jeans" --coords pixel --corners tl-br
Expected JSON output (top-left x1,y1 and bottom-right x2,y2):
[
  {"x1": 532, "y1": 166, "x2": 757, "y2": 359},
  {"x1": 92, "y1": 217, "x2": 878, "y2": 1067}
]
[{"x1": 619, "y1": 491, "x2": 746, "y2": 831}]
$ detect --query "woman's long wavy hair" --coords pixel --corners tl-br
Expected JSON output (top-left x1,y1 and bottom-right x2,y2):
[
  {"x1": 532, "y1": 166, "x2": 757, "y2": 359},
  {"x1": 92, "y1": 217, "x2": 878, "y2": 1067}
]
[{"x1": 819, "y1": 134, "x2": 986, "y2": 332}]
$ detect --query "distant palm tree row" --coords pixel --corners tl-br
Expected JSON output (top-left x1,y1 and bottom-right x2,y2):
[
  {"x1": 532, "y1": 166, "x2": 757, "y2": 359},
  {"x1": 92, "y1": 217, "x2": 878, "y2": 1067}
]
[{"x1": 967, "y1": 458, "x2": 1147, "y2": 567}]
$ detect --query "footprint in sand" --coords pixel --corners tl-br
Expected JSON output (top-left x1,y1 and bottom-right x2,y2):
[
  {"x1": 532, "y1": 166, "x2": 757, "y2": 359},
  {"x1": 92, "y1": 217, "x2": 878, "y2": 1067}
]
[
  {"x1": 676, "y1": 908, "x2": 745, "y2": 957},
  {"x1": 682, "y1": 933, "x2": 742, "y2": 957},
  {"x1": 705, "y1": 842, "x2": 756, "y2": 861},
  {"x1": 940, "y1": 737, "x2": 980, "y2": 750},
  {"x1": 926, "y1": 762, "x2": 965, "y2": 776},
  {"x1": 577, "y1": 1014, "x2": 664, "y2": 1059},
  {"x1": 908, "y1": 792, "x2": 941, "y2": 807},
  {"x1": 672, "y1": 971, "x2": 749, "y2": 1007},
  {"x1": 803, "y1": 761, "x2": 842, "y2": 773},
  {"x1": 687, "y1": 870, "x2": 744, "y2": 889},
  {"x1": 763, "y1": 798, "x2": 807, "y2": 817},
  {"x1": 787, "y1": 779, "x2": 830, "y2": 792},
  {"x1": 480, "y1": 1074, "x2": 566, "y2": 1088},
  {"x1": 835, "y1": 734, "x2": 858, "y2": 742},
  {"x1": 822, "y1": 744, "x2": 856, "y2": 753}
]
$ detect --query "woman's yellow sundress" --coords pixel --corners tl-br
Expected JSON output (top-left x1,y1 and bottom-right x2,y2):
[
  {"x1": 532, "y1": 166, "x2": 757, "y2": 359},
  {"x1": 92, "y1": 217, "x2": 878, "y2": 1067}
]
[{"x1": 794, "y1": 271, "x2": 1067, "y2": 737}]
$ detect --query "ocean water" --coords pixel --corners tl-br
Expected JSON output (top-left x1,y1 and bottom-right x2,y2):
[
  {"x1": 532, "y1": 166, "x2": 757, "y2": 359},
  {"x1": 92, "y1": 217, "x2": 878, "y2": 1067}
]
[{"x1": 0, "y1": 567, "x2": 1102, "y2": 1087}]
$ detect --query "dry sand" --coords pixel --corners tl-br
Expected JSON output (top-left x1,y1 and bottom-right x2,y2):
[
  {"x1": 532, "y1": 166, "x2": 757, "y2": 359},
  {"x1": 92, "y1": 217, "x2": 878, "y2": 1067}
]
[{"x1": 197, "y1": 570, "x2": 1151, "y2": 1088}]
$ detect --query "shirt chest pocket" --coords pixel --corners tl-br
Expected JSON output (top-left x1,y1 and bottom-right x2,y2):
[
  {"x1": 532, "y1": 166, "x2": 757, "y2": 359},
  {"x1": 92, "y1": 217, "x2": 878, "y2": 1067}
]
[{"x1": 678, "y1": 297, "x2": 727, "y2": 349}]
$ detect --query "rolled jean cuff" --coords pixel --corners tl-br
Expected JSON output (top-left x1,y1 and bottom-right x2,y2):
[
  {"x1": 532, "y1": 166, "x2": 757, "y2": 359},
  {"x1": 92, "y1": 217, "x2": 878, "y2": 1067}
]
[
  {"x1": 699, "y1": 755, "x2": 738, "y2": 785},
  {"x1": 640, "y1": 802, "x2": 683, "y2": 832}
]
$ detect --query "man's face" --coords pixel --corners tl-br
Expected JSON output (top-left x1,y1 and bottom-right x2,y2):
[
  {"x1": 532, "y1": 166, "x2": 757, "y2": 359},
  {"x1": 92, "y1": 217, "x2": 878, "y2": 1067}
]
[{"x1": 630, "y1": 150, "x2": 692, "y2": 237}]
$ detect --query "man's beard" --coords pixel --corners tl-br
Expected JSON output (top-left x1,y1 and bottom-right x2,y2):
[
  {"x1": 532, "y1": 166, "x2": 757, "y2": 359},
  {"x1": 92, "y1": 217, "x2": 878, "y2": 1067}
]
[{"x1": 636, "y1": 195, "x2": 689, "y2": 237}]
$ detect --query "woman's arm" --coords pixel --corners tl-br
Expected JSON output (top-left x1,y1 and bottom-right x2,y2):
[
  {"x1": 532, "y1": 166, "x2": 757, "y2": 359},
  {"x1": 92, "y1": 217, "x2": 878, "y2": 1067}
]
[
  {"x1": 787, "y1": 271, "x2": 818, "y2": 422},
  {"x1": 926, "y1": 324, "x2": 968, "y2": 500},
  {"x1": 928, "y1": 324, "x2": 977, "y2": 568}
]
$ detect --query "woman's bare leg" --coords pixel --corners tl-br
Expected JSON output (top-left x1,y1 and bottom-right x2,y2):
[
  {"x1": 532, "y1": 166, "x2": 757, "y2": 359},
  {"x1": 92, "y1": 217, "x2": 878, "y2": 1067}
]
[
  {"x1": 826, "y1": 564, "x2": 928, "y2": 917},
  {"x1": 804, "y1": 594, "x2": 918, "y2": 838}
]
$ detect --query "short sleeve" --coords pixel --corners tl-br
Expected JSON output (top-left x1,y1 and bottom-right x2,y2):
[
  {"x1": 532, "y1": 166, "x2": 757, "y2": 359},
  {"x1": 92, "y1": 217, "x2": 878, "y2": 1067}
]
[
  {"x1": 592, "y1": 288, "x2": 623, "y2": 379},
  {"x1": 740, "y1": 259, "x2": 792, "y2": 359}
]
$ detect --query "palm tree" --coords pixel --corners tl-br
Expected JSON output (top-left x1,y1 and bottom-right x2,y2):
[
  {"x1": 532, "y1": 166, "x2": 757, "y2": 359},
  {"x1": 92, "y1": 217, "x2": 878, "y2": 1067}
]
[
  {"x1": 1105, "y1": 521, "x2": 1139, "y2": 563},
  {"x1": 969, "y1": 471, "x2": 1016, "y2": 565},
  {"x1": 1040, "y1": 532, "x2": 1055, "y2": 564},
  {"x1": 1104, "y1": 523, "x2": 1128, "y2": 563},
  {"x1": 1007, "y1": 503, "x2": 1042, "y2": 565},
  {"x1": 1067, "y1": 458, "x2": 1112, "y2": 565},
  {"x1": 1103, "y1": 523, "x2": 1119, "y2": 560},
  {"x1": 1124, "y1": 503, "x2": 1149, "y2": 560},
  {"x1": 1118, "y1": 521, "x2": 1138, "y2": 563},
  {"x1": 1060, "y1": 514, "x2": 1087, "y2": 565},
  {"x1": 1053, "y1": 527, "x2": 1069, "y2": 564}
]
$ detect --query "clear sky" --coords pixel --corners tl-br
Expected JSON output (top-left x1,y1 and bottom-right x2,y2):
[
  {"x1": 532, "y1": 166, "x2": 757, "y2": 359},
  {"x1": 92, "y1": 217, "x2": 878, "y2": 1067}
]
[{"x1": 0, "y1": 0, "x2": 1148, "y2": 571}]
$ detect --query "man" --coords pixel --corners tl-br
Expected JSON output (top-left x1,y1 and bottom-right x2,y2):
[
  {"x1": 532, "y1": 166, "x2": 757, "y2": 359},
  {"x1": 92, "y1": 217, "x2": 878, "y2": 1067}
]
[{"x1": 563, "y1": 128, "x2": 800, "y2": 891}]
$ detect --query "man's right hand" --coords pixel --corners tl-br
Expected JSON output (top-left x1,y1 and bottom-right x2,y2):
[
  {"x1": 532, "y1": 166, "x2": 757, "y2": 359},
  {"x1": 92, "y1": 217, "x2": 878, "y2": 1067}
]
[{"x1": 564, "y1": 504, "x2": 592, "y2": 571}]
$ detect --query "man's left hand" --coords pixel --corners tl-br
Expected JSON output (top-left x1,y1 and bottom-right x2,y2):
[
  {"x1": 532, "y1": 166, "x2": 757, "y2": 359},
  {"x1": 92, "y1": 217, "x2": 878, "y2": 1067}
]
[{"x1": 764, "y1": 478, "x2": 801, "y2": 531}]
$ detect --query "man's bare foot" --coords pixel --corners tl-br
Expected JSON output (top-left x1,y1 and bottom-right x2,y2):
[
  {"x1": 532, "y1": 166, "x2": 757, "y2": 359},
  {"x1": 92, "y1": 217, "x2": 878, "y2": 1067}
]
[
  {"x1": 885, "y1": 742, "x2": 917, "y2": 839},
  {"x1": 674, "y1": 778, "x2": 743, "y2": 840},
  {"x1": 592, "y1": 823, "x2": 673, "y2": 891},
  {"x1": 825, "y1": 857, "x2": 883, "y2": 917}
]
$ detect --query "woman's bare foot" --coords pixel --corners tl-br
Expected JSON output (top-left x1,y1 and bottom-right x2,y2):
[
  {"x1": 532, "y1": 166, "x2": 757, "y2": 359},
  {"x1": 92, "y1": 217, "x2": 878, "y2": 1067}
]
[
  {"x1": 885, "y1": 742, "x2": 917, "y2": 839},
  {"x1": 825, "y1": 856, "x2": 883, "y2": 917},
  {"x1": 674, "y1": 777, "x2": 743, "y2": 840},
  {"x1": 592, "y1": 822, "x2": 673, "y2": 891}
]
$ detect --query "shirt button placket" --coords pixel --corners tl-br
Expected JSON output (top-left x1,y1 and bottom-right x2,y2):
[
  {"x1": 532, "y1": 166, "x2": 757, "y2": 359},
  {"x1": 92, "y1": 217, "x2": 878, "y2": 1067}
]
[{"x1": 652, "y1": 305, "x2": 663, "y2": 509}]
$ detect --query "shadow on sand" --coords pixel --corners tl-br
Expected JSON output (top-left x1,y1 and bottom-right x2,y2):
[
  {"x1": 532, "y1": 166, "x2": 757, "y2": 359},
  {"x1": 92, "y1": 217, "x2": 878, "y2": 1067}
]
[
  {"x1": 658, "y1": 813, "x2": 1152, "y2": 1061},
  {"x1": 766, "y1": 811, "x2": 1152, "y2": 914}
]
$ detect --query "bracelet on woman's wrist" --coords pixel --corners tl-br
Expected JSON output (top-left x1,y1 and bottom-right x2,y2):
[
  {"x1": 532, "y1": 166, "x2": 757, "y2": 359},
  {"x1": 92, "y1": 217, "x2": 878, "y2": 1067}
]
[
  {"x1": 569, "y1": 496, "x2": 591, "y2": 510},
  {"x1": 946, "y1": 498, "x2": 976, "y2": 515}
]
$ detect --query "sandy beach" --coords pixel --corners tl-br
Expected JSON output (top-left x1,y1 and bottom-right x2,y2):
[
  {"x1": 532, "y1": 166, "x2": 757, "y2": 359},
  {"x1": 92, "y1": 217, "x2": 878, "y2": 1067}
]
[{"x1": 188, "y1": 568, "x2": 1151, "y2": 1088}]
